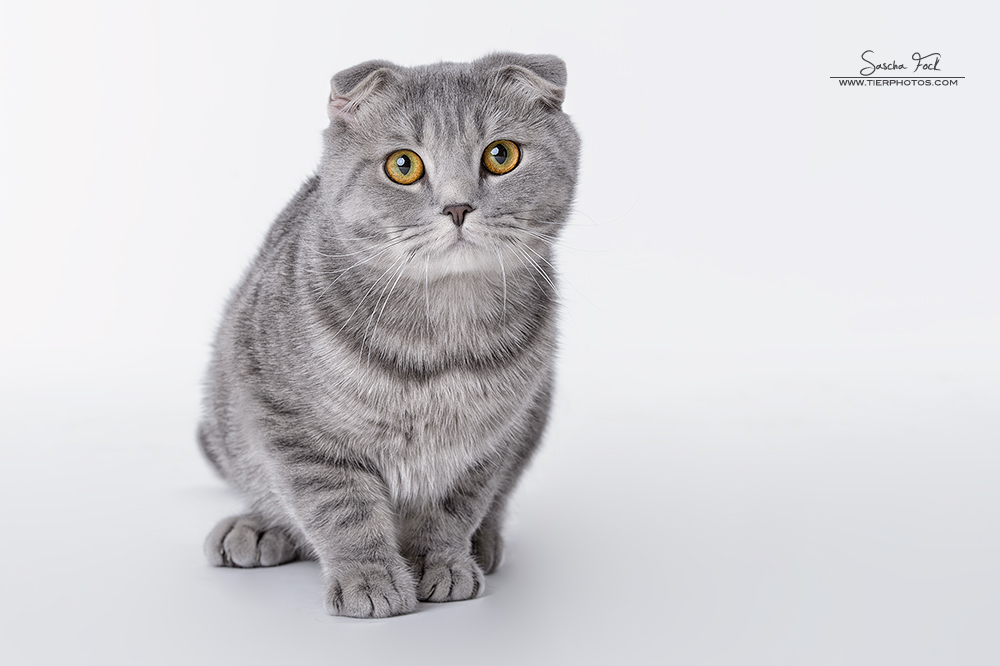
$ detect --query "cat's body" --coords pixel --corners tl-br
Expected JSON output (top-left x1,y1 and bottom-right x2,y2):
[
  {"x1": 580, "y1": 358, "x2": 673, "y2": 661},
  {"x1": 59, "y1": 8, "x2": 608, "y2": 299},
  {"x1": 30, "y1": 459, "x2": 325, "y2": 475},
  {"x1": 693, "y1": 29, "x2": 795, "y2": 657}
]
[{"x1": 200, "y1": 53, "x2": 579, "y2": 618}]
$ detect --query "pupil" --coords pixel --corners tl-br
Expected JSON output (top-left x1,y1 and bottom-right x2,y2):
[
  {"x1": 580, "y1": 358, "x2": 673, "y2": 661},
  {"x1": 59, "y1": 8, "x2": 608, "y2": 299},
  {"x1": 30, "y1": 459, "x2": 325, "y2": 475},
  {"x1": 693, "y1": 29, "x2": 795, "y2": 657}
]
[
  {"x1": 396, "y1": 155, "x2": 410, "y2": 175},
  {"x1": 491, "y1": 144, "x2": 507, "y2": 163}
]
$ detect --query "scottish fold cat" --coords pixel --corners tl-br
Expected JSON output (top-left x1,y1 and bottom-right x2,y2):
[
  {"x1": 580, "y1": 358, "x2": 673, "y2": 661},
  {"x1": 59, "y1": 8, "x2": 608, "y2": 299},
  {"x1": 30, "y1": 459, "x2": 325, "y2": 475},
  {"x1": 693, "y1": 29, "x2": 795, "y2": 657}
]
[{"x1": 199, "y1": 52, "x2": 579, "y2": 617}]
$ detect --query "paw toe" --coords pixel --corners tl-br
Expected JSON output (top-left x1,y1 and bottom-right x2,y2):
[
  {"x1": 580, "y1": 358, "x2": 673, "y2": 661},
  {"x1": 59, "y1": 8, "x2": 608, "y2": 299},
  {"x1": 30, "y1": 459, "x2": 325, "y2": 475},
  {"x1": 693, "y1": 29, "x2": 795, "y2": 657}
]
[
  {"x1": 325, "y1": 561, "x2": 417, "y2": 618},
  {"x1": 223, "y1": 523, "x2": 260, "y2": 567},
  {"x1": 258, "y1": 528, "x2": 298, "y2": 566},
  {"x1": 204, "y1": 516, "x2": 238, "y2": 566},
  {"x1": 205, "y1": 515, "x2": 298, "y2": 568},
  {"x1": 418, "y1": 556, "x2": 484, "y2": 603}
]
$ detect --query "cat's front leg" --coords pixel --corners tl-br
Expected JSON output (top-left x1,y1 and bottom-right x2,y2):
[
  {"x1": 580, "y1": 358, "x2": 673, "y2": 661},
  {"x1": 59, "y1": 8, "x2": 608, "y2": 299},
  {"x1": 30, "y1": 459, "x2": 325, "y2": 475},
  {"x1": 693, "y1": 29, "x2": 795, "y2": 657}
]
[
  {"x1": 399, "y1": 462, "x2": 502, "y2": 603},
  {"x1": 270, "y1": 439, "x2": 417, "y2": 618}
]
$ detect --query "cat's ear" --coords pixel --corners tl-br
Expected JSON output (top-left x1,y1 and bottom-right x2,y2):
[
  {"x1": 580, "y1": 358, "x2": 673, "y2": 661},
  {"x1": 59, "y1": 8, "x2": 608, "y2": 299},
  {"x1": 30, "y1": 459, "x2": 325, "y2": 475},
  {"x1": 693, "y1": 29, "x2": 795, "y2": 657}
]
[
  {"x1": 328, "y1": 60, "x2": 402, "y2": 123},
  {"x1": 478, "y1": 53, "x2": 567, "y2": 110}
]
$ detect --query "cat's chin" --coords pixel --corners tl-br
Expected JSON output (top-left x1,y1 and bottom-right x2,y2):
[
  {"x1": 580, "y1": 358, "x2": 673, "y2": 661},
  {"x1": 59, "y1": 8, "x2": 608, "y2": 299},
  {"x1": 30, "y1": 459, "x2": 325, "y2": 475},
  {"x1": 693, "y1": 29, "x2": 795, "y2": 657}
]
[{"x1": 425, "y1": 241, "x2": 503, "y2": 278}]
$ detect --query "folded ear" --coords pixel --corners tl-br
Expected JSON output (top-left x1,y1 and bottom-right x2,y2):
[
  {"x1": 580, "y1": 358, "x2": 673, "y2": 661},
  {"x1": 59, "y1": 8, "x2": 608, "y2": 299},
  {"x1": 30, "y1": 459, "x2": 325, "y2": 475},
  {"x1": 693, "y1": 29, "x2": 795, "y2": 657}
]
[
  {"x1": 477, "y1": 52, "x2": 568, "y2": 109},
  {"x1": 328, "y1": 60, "x2": 402, "y2": 122}
]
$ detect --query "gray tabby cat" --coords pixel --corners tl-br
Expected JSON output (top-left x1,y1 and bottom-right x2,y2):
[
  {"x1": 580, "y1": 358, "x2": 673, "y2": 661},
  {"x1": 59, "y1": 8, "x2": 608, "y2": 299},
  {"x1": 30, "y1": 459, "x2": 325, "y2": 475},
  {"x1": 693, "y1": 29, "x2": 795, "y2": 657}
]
[{"x1": 199, "y1": 53, "x2": 579, "y2": 618}]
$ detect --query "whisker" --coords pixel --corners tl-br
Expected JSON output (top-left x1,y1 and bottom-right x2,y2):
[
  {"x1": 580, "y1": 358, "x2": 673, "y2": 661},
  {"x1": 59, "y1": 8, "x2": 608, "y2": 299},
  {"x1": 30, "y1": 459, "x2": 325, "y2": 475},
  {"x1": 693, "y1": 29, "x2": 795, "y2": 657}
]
[
  {"x1": 307, "y1": 238, "x2": 407, "y2": 275},
  {"x1": 515, "y1": 239, "x2": 627, "y2": 324},
  {"x1": 510, "y1": 203, "x2": 634, "y2": 227},
  {"x1": 314, "y1": 228, "x2": 410, "y2": 246},
  {"x1": 491, "y1": 222, "x2": 571, "y2": 249},
  {"x1": 367, "y1": 254, "x2": 415, "y2": 364},
  {"x1": 505, "y1": 225, "x2": 562, "y2": 244},
  {"x1": 310, "y1": 228, "x2": 429, "y2": 263},
  {"x1": 513, "y1": 240, "x2": 595, "y2": 354},
  {"x1": 329, "y1": 253, "x2": 409, "y2": 336},
  {"x1": 360, "y1": 254, "x2": 411, "y2": 366},
  {"x1": 424, "y1": 257, "x2": 432, "y2": 331},
  {"x1": 503, "y1": 220, "x2": 630, "y2": 255},
  {"x1": 512, "y1": 241, "x2": 558, "y2": 294},
  {"x1": 307, "y1": 223, "x2": 427, "y2": 262},
  {"x1": 493, "y1": 221, "x2": 560, "y2": 239},
  {"x1": 507, "y1": 243, "x2": 546, "y2": 294},
  {"x1": 518, "y1": 228, "x2": 619, "y2": 254},
  {"x1": 309, "y1": 237, "x2": 411, "y2": 299},
  {"x1": 312, "y1": 243, "x2": 399, "y2": 259},
  {"x1": 599, "y1": 193, "x2": 641, "y2": 226},
  {"x1": 496, "y1": 248, "x2": 507, "y2": 325}
]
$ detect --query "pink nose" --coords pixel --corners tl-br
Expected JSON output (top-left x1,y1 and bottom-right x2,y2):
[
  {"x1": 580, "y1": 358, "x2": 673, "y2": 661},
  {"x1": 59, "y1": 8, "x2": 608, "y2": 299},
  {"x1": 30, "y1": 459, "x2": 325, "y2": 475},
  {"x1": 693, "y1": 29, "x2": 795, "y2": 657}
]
[{"x1": 442, "y1": 204, "x2": 474, "y2": 227}]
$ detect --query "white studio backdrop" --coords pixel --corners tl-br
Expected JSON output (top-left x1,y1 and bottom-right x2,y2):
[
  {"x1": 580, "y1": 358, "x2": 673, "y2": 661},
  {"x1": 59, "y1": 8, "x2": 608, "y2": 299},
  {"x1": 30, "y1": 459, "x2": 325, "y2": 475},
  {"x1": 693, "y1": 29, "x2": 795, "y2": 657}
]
[{"x1": 1, "y1": 1, "x2": 998, "y2": 664}]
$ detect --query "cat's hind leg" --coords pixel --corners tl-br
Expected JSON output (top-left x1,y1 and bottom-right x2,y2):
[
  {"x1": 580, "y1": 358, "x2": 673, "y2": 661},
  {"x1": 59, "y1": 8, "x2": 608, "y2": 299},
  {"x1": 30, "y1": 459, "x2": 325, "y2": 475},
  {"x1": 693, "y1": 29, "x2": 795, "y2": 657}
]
[
  {"x1": 471, "y1": 511, "x2": 504, "y2": 575},
  {"x1": 204, "y1": 514, "x2": 299, "y2": 568},
  {"x1": 470, "y1": 382, "x2": 552, "y2": 576}
]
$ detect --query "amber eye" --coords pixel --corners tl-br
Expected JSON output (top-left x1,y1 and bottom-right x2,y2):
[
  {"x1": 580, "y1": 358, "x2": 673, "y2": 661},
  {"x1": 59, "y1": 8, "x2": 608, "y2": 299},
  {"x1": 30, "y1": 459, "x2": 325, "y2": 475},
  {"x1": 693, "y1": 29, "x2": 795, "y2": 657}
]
[
  {"x1": 482, "y1": 140, "x2": 520, "y2": 175},
  {"x1": 385, "y1": 149, "x2": 424, "y2": 185}
]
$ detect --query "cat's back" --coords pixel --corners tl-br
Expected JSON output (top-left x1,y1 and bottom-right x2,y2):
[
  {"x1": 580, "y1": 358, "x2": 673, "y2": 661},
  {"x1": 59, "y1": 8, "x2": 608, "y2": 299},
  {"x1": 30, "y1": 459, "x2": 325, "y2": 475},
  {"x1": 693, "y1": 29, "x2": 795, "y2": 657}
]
[{"x1": 199, "y1": 176, "x2": 321, "y2": 474}]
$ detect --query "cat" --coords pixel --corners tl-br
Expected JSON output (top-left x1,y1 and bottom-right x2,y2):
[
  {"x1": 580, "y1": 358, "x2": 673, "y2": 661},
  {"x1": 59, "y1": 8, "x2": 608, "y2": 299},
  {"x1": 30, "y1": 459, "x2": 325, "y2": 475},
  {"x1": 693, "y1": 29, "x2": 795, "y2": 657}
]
[{"x1": 199, "y1": 52, "x2": 580, "y2": 618}]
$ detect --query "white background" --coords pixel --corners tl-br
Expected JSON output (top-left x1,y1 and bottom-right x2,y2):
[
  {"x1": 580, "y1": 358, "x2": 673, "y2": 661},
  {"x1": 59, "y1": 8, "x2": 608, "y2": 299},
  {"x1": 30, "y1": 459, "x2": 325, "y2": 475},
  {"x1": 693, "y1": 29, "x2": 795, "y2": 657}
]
[{"x1": 2, "y1": 1, "x2": 998, "y2": 664}]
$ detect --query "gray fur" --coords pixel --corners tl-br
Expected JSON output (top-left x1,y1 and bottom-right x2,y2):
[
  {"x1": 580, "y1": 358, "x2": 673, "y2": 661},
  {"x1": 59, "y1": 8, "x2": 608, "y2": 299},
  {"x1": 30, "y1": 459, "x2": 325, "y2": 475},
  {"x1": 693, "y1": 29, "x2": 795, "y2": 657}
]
[{"x1": 199, "y1": 53, "x2": 580, "y2": 618}]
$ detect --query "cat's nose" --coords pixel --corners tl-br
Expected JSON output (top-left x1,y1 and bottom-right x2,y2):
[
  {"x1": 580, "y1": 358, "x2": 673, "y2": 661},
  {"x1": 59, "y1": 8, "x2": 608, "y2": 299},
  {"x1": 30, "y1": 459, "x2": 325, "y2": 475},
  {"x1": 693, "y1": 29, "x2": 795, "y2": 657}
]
[{"x1": 442, "y1": 204, "x2": 474, "y2": 227}]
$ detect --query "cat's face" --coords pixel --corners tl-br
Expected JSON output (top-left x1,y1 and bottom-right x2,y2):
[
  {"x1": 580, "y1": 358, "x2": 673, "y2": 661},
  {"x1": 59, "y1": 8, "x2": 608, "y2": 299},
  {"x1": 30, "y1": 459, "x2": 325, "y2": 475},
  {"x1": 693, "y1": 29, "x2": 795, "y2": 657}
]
[{"x1": 316, "y1": 54, "x2": 580, "y2": 281}]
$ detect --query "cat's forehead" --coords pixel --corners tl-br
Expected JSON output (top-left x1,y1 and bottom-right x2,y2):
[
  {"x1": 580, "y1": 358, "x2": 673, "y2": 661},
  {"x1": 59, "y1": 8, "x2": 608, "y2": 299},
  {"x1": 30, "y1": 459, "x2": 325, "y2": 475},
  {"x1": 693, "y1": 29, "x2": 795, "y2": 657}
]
[
  {"x1": 405, "y1": 62, "x2": 485, "y2": 99},
  {"x1": 328, "y1": 54, "x2": 573, "y2": 155},
  {"x1": 394, "y1": 66, "x2": 512, "y2": 142}
]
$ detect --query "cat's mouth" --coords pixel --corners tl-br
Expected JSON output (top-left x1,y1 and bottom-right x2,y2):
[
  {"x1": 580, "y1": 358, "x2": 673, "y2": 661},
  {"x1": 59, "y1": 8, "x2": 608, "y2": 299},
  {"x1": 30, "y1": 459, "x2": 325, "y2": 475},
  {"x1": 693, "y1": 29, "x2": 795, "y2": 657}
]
[
  {"x1": 447, "y1": 225, "x2": 477, "y2": 248},
  {"x1": 447, "y1": 235, "x2": 476, "y2": 252},
  {"x1": 420, "y1": 230, "x2": 500, "y2": 275},
  {"x1": 412, "y1": 216, "x2": 507, "y2": 275}
]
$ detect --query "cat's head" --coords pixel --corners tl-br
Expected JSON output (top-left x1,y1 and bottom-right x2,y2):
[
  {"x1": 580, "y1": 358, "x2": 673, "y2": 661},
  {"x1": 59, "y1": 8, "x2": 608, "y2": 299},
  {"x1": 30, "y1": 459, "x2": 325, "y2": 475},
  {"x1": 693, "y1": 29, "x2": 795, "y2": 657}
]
[{"x1": 316, "y1": 53, "x2": 580, "y2": 280}]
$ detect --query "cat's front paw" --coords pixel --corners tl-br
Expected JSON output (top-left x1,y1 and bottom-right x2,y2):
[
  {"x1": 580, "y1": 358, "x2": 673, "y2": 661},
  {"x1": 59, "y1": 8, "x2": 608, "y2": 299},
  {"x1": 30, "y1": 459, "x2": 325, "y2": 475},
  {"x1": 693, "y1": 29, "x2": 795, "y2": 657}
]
[
  {"x1": 417, "y1": 554, "x2": 485, "y2": 603},
  {"x1": 324, "y1": 559, "x2": 418, "y2": 618}
]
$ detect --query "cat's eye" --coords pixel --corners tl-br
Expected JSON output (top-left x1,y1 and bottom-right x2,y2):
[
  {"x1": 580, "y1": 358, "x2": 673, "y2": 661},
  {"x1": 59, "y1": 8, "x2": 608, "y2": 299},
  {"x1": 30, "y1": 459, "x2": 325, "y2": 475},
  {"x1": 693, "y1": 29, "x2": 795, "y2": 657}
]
[
  {"x1": 482, "y1": 140, "x2": 520, "y2": 175},
  {"x1": 385, "y1": 149, "x2": 424, "y2": 185}
]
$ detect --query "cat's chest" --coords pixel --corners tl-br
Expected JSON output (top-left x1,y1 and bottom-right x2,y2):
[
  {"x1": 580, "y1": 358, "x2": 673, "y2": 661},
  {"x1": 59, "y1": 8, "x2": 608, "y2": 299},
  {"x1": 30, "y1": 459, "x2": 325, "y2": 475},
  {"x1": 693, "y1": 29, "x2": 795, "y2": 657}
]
[
  {"x1": 337, "y1": 366, "x2": 532, "y2": 504},
  {"x1": 396, "y1": 372, "x2": 520, "y2": 500},
  {"x1": 302, "y1": 299, "x2": 549, "y2": 503}
]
